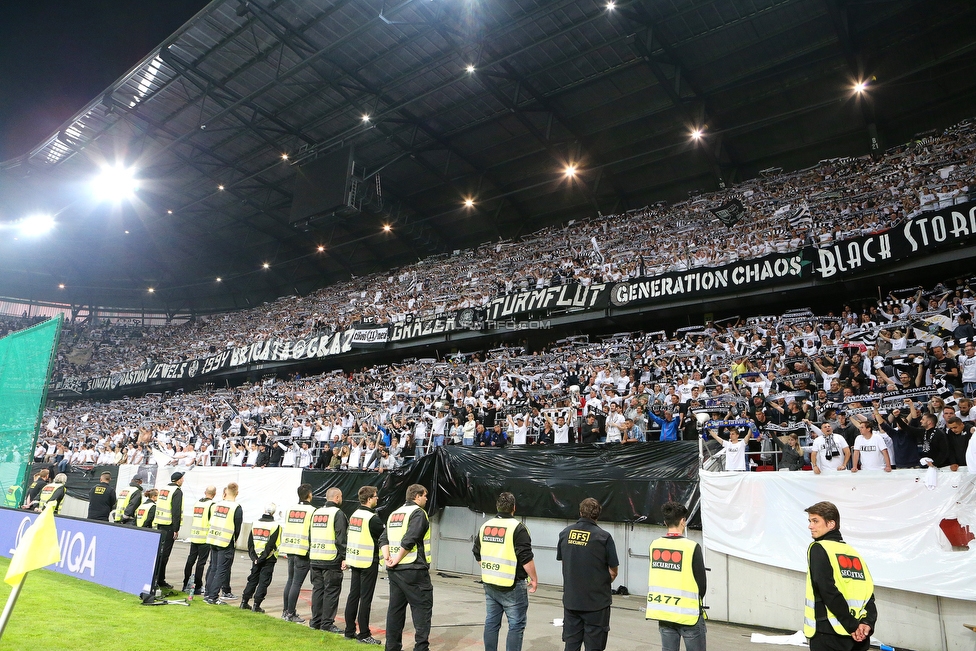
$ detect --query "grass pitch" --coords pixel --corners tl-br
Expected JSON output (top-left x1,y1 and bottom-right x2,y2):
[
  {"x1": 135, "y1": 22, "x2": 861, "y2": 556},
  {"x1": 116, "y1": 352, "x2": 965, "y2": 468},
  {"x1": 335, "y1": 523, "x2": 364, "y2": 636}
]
[{"x1": 0, "y1": 558, "x2": 360, "y2": 650}]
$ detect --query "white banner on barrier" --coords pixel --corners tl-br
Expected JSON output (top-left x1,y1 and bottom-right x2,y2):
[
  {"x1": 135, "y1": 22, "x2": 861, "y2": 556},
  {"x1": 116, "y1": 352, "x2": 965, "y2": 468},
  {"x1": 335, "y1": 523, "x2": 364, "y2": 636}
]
[
  {"x1": 117, "y1": 465, "x2": 304, "y2": 525},
  {"x1": 700, "y1": 469, "x2": 976, "y2": 601}
]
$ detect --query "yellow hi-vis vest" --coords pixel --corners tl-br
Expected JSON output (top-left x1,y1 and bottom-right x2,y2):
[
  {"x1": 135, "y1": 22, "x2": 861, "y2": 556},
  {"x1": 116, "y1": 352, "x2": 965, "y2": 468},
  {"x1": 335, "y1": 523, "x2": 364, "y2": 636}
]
[
  {"x1": 189, "y1": 499, "x2": 214, "y2": 544},
  {"x1": 646, "y1": 536, "x2": 703, "y2": 625},
  {"x1": 154, "y1": 485, "x2": 178, "y2": 527},
  {"x1": 346, "y1": 509, "x2": 377, "y2": 569},
  {"x1": 136, "y1": 501, "x2": 155, "y2": 527},
  {"x1": 38, "y1": 484, "x2": 63, "y2": 514},
  {"x1": 804, "y1": 540, "x2": 874, "y2": 638},
  {"x1": 278, "y1": 504, "x2": 315, "y2": 556},
  {"x1": 310, "y1": 506, "x2": 340, "y2": 561},
  {"x1": 478, "y1": 516, "x2": 521, "y2": 587},
  {"x1": 386, "y1": 503, "x2": 431, "y2": 566},
  {"x1": 5, "y1": 485, "x2": 23, "y2": 508},
  {"x1": 252, "y1": 522, "x2": 281, "y2": 557},
  {"x1": 206, "y1": 500, "x2": 241, "y2": 548},
  {"x1": 114, "y1": 486, "x2": 139, "y2": 522}
]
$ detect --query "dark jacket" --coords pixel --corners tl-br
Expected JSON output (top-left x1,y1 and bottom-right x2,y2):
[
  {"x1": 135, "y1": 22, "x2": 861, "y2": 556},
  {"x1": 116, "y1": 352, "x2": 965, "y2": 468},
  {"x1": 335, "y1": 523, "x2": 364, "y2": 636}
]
[
  {"x1": 808, "y1": 529, "x2": 877, "y2": 635},
  {"x1": 248, "y1": 514, "x2": 281, "y2": 563},
  {"x1": 311, "y1": 500, "x2": 348, "y2": 568},
  {"x1": 472, "y1": 513, "x2": 534, "y2": 588},
  {"x1": 378, "y1": 501, "x2": 430, "y2": 571}
]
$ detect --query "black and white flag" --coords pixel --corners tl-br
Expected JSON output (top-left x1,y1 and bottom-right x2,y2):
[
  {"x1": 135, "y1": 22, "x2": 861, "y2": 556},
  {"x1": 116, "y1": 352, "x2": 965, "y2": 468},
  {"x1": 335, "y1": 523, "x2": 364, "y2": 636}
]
[
  {"x1": 709, "y1": 196, "x2": 746, "y2": 228},
  {"x1": 788, "y1": 203, "x2": 812, "y2": 230}
]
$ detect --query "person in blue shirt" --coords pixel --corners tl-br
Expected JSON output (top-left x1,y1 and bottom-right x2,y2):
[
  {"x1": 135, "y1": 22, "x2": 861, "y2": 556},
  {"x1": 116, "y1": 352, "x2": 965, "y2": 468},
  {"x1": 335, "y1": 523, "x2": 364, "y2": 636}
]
[{"x1": 648, "y1": 410, "x2": 682, "y2": 441}]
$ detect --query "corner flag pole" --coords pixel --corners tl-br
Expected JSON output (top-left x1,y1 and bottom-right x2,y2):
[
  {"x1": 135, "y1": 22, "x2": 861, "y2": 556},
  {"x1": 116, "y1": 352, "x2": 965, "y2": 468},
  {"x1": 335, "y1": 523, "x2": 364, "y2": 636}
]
[{"x1": 0, "y1": 575, "x2": 26, "y2": 640}]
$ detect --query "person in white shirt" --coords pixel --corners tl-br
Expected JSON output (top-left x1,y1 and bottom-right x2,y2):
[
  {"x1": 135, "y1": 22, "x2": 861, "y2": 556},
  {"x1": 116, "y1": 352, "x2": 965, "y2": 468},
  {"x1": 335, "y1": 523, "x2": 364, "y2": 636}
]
[
  {"x1": 604, "y1": 403, "x2": 626, "y2": 443},
  {"x1": 506, "y1": 414, "x2": 528, "y2": 445},
  {"x1": 850, "y1": 417, "x2": 892, "y2": 472},
  {"x1": 708, "y1": 427, "x2": 753, "y2": 471},
  {"x1": 806, "y1": 421, "x2": 851, "y2": 472},
  {"x1": 553, "y1": 415, "x2": 570, "y2": 444}
]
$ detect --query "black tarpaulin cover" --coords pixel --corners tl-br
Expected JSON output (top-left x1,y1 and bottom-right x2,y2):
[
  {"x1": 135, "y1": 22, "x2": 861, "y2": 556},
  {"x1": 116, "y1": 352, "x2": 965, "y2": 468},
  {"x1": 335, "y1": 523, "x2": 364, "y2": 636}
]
[{"x1": 303, "y1": 443, "x2": 700, "y2": 527}]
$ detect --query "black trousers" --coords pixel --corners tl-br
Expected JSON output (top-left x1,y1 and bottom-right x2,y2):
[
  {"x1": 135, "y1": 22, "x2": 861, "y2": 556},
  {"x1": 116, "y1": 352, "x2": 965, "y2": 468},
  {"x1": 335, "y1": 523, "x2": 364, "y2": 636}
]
[
  {"x1": 310, "y1": 565, "x2": 344, "y2": 629},
  {"x1": 282, "y1": 555, "x2": 310, "y2": 615},
  {"x1": 386, "y1": 568, "x2": 433, "y2": 651},
  {"x1": 344, "y1": 563, "x2": 379, "y2": 639},
  {"x1": 157, "y1": 529, "x2": 175, "y2": 582},
  {"x1": 562, "y1": 607, "x2": 611, "y2": 651},
  {"x1": 183, "y1": 542, "x2": 210, "y2": 593},
  {"x1": 242, "y1": 558, "x2": 277, "y2": 606},
  {"x1": 809, "y1": 632, "x2": 871, "y2": 651},
  {"x1": 204, "y1": 545, "x2": 235, "y2": 600}
]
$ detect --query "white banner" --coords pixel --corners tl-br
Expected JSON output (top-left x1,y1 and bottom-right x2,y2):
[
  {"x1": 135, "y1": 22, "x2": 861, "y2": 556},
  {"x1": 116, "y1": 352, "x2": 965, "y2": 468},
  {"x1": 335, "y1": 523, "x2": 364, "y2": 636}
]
[
  {"x1": 116, "y1": 465, "x2": 304, "y2": 525},
  {"x1": 700, "y1": 469, "x2": 976, "y2": 601}
]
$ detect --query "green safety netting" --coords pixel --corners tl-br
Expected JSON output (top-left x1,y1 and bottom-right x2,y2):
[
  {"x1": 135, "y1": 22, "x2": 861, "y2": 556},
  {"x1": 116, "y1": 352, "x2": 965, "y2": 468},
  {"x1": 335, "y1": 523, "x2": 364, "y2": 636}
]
[{"x1": 0, "y1": 316, "x2": 62, "y2": 508}]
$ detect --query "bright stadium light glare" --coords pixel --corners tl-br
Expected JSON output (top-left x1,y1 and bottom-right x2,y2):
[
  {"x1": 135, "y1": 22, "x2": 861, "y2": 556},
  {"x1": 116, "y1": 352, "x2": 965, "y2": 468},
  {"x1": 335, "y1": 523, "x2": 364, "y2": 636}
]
[
  {"x1": 17, "y1": 213, "x2": 56, "y2": 237},
  {"x1": 58, "y1": 283, "x2": 65, "y2": 289},
  {"x1": 853, "y1": 80, "x2": 867, "y2": 94},
  {"x1": 92, "y1": 165, "x2": 140, "y2": 202},
  {"x1": 382, "y1": 224, "x2": 392, "y2": 232},
  {"x1": 216, "y1": 277, "x2": 222, "y2": 282},
  {"x1": 362, "y1": 114, "x2": 371, "y2": 123},
  {"x1": 690, "y1": 129, "x2": 703, "y2": 140},
  {"x1": 147, "y1": 287, "x2": 155, "y2": 294},
  {"x1": 463, "y1": 198, "x2": 475, "y2": 208},
  {"x1": 317, "y1": 245, "x2": 325, "y2": 252},
  {"x1": 606, "y1": 1, "x2": 616, "y2": 10},
  {"x1": 262, "y1": 262, "x2": 270, "y2": 269},
  {"x1": 466, "y1": 64, "x2": 476, "y2": 74},
  {"x1": 564, "y1": 164, "x2": 577, "y2": 178}
]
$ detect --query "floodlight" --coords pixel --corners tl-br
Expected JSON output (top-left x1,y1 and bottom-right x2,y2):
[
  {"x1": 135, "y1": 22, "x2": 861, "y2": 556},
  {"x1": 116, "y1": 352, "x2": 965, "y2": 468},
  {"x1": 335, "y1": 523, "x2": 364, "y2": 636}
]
[
  {"x1": 17, "y1": 214, "x2": 55, "y2": 237},
  {"x1": 564, "y1": 164, "x2": 577, "y2": 178},
  {"x1": 466, "y1": 65, "x2": 476, "y2": 74},
  {"x1": 92, "y1": 165, "x2": 139, "y2": 202},
  {"x1": 382, "y1": 224, "x2": 392, "y2": 232},
  {"x1": 464, "y1": 198, "x2": 475, "y2": 208},
  {"x1": 853, "y1": 80, "x2": 867, "y2": 94},
  {"x1": 690, "y1": 129, "x2": 703, "y2": 140}
]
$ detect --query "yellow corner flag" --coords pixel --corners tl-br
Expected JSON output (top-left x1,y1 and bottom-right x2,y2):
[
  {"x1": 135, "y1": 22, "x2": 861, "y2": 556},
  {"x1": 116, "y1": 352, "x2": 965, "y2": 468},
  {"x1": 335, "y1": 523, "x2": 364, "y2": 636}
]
[{"x1": 4, "y1": 506, "x2": 61, "y2": 586}]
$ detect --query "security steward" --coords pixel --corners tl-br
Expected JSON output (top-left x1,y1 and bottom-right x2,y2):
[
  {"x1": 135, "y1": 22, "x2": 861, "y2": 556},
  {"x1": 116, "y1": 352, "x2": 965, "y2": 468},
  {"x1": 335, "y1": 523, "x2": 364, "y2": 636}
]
[
  {"x1": 380, "y1": 483, "x2": 434, "y2": 651},
  {"x1": 23, "y1": 469, "x2": 49, "y2": 510},
  {"x1": 343, "y1": 485, "x2": 385, "y2": 645},
  {"x1": 5, "y1": 482, "x2": 23, "y2": 509},
  {"x1": 310, "y1": 487, "x2": 348, "y2": 633},
  {"x1": 646, "y1": 501, "x2": 707, "y2": 651},
  {"x1": 556, "y1": 497, "x2": 619, "y2": 651},
  {"x1": 86, "y1": 471, "x2": 117, "y2": 521},
  {"x1": 280, "y1": 483, "x2": 315, "y2": 623},
  {"x1": 204, "y1": 482, "x2": 243, "y2": 605},
  {"x1": 804, "y1": 501, "x2": 877, "y2": 651},
  {"x1": 184, "y1": 485, "x2": 216, "y2": 595},
  {"x1": 472, "y1": 492, "x2": 538, "y2": 651},
  {"x1": 136, "y1": 489, "x2": 159, "y2": 528},
  {"x1": 154, "y1": 471, "x2": 185, "y2": 589},
  {"x1": 115, "y1": 473, "x2": 144, "y2": 524},
  {"x1": 241, "y1": 502, "x2": 281, "y2": 613},
  {"x1": 37, "y1": 473, "x2": 68, "y2": 514}
]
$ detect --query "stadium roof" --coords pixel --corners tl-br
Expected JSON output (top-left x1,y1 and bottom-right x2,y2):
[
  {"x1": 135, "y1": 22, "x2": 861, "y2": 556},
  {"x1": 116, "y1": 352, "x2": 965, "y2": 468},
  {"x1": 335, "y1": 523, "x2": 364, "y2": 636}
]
[{"x1": 1, "y1": 0, "x2": 974, "y2": 313}]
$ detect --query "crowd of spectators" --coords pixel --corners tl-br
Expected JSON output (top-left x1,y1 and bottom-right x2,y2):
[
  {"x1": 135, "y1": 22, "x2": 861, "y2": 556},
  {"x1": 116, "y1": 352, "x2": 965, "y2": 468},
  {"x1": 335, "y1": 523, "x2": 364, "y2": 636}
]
[
  {"x1": 26, "y1": 277, "x2": 976, "y2": 475},
  {"x1": 3, "y1": 118, "x2": 975, "y2": 476},
  {"x1": 40, "y1": 118, "x2": 975, "y2": 380}
]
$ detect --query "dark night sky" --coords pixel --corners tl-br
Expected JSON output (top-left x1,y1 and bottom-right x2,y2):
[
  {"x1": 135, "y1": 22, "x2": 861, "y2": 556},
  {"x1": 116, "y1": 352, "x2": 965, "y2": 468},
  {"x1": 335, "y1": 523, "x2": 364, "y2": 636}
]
[{"x1": 0, "y1": 0, "x2": 211, "y2": 161}]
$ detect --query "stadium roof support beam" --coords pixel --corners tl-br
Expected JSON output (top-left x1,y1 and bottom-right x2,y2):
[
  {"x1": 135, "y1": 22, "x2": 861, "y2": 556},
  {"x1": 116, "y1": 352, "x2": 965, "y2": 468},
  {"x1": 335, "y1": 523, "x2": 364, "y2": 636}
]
[
  {"x1": 620, "y1": 6, "x2": 736, "y2": 190},
  {"x1": 823, "y1": 0, "x2": 882, "y2": 157}
]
